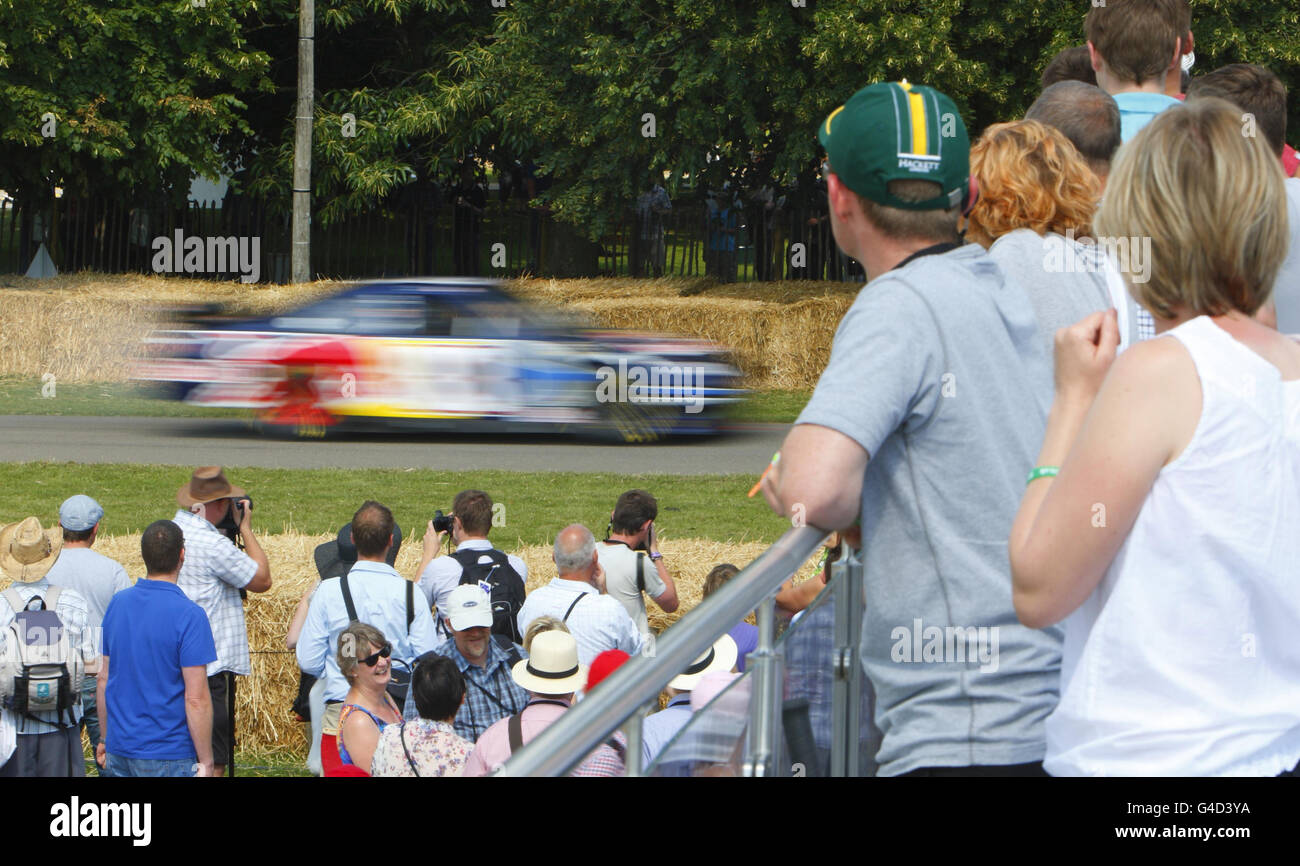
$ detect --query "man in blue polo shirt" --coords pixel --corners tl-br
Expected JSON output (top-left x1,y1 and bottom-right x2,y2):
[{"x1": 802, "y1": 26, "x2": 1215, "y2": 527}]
[
  {"x1": 1085, "y1": 0, "x2": 1190, "y2": 142},
  {"x1": 97, "y1": 520, "x2": 216, "y2": 777}
]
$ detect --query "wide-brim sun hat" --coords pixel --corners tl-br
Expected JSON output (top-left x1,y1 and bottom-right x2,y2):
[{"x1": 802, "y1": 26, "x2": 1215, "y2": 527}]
[
  {"x1": 669, "y1": 633, "x2": 738, "y2": 691},
  {"x1": 176, "y1": 465, "x2": 246, "y2": 509},
  {"x1": 0, "y1": 516, "x2": 64, "y2": 584},
  {"x1": 512, "y1": 629, "x2": 588, "y2": 695}
]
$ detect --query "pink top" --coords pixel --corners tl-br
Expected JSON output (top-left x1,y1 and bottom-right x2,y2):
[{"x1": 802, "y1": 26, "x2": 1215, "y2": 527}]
[
  {"x1": 462, "y1": 700, "x2": 569, "y2": 777},
  {"x1": 461, "y1": 699, "x2": 627, "y2": 777}
]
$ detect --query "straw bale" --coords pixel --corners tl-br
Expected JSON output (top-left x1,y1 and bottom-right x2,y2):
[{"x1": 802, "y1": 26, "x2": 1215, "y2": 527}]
[{"x1": 0, "y1": 531, "x2": 822, "y2": 759}]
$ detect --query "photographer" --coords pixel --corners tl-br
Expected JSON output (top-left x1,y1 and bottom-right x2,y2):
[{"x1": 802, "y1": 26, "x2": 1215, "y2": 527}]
[
  {"x1": 173, "y1": 466, "x2": 271, "y2": 777},
  {"x1": 415, "y1": 490, "x2": 528, "y2": 642},
  {"x1": 596, "y1": 489, "x2": 678, "y2": 640}
]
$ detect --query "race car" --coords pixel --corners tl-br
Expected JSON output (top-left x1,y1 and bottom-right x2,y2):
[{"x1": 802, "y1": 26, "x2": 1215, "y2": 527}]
[{"x1": 132, "y1": 278, "x2": 745, "y2": 442}]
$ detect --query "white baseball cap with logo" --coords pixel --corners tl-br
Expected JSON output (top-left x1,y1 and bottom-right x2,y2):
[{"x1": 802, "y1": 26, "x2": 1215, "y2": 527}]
[{"x1": 445, "y1": 584, "x2": 494, "y2": 632}]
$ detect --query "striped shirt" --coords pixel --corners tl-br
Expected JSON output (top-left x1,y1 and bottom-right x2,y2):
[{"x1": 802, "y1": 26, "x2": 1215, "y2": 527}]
[
  {"x1": 516, "y1": 578, "x2": 643, "y2": 665},
  {"x1": 173, "y1": 509, "x2": 258, "y2": 676},
  {"x1": 0, "y1": 579, "x2": 96, "y2": 734}
]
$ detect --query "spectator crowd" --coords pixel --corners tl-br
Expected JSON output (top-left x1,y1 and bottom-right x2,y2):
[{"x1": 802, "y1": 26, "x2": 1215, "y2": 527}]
[{"x1": 3, "y1": 0, "x2": 1300, "y2": 779}]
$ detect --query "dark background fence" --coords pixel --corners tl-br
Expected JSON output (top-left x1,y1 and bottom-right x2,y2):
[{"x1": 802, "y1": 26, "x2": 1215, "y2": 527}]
[{"x1": 0, "y1": 190, "x2": 866, "y2": 284}]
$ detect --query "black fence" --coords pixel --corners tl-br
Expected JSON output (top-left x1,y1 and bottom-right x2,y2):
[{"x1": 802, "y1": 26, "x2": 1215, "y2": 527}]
[{"x1": 0, "y1": 191, "x2": 865, "y2": 284}]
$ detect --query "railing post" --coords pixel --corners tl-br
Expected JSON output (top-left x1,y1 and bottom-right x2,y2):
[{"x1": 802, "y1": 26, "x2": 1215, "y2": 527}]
[
  {"x1": 744, "y1": 593, "x2": 783, "y2": 776},
  {"x1": 830, "y1": 547, "x2": 864, "y2": 777},
  {"x1": 621, "y1": 702, "x2": 650, "y2": 778}
]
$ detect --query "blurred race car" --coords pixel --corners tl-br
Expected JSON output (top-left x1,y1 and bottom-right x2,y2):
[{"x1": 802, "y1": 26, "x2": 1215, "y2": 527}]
[{"x1": 132, "y1": 278, "x2": 745, "y2": 442}]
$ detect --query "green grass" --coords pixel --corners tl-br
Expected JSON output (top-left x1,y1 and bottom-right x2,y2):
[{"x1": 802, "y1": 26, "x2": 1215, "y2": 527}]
[
  {"x1": 0, "y1": 462, "x2": 791, "y2": 544},
  {"x1": 0, "y1": 376, "x2": 807, "y2": 424},
  {"x1": 729, "y1": 389, "x2": 808, "y2": 424},
  {"x1": 0, "y1": 378, "x2": 247, "y2": 418}
]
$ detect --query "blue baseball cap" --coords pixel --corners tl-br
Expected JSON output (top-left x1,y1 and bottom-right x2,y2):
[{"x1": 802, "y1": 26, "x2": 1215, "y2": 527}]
[{"x1": 59, "y1": 495, "x2": 104, "y2": 532}]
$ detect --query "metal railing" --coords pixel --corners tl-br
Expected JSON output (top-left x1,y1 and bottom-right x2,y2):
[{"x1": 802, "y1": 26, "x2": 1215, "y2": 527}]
[{"x1": 499, "y1": 524, "x2": 869, "y2": 777}]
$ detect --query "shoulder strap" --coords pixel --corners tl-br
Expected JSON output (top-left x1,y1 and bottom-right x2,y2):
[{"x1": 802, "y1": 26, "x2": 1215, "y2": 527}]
[
  {"x1": 493, "y1": 633, "x2": 522, "y2": 668},
  {"x1": 636, "y1": 553, "x2": 648, "y2": 594},
  {"x1": 340, "y1": 574, "x2": 358, "y2": 623},
  {"x1": 44, "y1": 586, "x2": 61, "y2": 612},
  {"x1": 399, "y1": 721, "x2": 421, "y2": 778},
  {"x1": 507, "y1": 711, "x2": 525, "y2": 755},
  {"x1": 562, "y1": 593, "x2": 584, "y2": 623},
  {"x1": 3, "y1": 588, "x2": 26, "y2": 613},
  {"x1": 406, "y1": 579, "x2": 414, "y2": 632}
]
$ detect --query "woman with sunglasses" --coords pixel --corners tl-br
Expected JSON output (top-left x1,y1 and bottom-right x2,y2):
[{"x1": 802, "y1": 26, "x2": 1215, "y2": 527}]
[{"x1": 336, "y1": 622, "x2": 404, "y2": 773}]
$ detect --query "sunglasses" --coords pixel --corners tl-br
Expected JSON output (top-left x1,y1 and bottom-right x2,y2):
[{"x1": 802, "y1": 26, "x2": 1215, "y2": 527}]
[{"x1": 359, "y1": 643, "x2": 392, "y2": 667}]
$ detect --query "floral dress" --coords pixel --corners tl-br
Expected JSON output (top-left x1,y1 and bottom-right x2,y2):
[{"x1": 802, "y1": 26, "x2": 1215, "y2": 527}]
[{"x1": 370, "y1": 719, "x2": 474, "y2": 777}]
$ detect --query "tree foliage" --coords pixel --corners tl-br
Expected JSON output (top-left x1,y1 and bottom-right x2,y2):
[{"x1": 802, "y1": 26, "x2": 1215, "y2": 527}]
[{"x1": 0, "y1": 0, "x2": 273, "y2": 204}]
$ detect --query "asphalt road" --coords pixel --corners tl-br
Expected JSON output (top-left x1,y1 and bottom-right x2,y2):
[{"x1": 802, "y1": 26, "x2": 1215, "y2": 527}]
[{"x1": 0, "y1": 415, "x2": 789, "y2": 474}]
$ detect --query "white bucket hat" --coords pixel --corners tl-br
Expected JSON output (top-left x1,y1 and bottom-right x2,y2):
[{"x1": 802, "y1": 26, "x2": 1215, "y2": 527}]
[
  {"x1": 669, "y1": 633, "x2": 739, "y2": 691},
  {"x1": 511, "y1": 630, "x2": 588, "y2": 695}
]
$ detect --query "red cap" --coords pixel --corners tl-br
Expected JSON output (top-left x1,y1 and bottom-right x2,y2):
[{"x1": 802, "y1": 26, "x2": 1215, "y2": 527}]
[{"x1": 586, "y1": 650, "x2": 631, "y2": 692}]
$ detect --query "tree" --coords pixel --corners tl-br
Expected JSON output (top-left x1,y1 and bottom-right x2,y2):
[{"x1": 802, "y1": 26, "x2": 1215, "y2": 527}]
[{"x1": 0, "y1": 0, "x2": 273, "y2": 205}]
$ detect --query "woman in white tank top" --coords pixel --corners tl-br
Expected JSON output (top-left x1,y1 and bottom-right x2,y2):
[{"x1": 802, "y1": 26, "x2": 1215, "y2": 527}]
[{"x1": 1008, "y1": 98, "x2": 1300, "y2": 776}]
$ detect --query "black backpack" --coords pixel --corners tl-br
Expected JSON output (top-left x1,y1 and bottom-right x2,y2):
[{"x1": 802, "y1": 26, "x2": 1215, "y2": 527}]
[{"x1": 451, "y1": 548, "x2": 525, "y2": 644}]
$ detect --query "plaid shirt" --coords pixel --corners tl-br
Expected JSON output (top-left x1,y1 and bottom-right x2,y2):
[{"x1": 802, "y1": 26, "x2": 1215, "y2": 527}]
[
  {"x1": 173, "y1": 509, "x2": 257, "y2": 676},
  {"x1": 0, "y1": 579, "x2": 96, "y2": 734},
  {"x1": 402, "y1": 636, "x2": 529, "y2": 743},
  {"x1": 1136, "y1": 306, "x2": 1156, "y2": 342}
]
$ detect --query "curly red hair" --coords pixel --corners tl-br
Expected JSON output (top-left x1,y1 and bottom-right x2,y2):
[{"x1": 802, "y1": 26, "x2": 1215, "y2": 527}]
[{"x1": 966, "y1": 120, "x2": 1101, "y2": 247}]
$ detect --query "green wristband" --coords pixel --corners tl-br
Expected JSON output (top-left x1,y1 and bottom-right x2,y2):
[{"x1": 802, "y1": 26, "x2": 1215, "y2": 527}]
[{"x1": 1026, "y1": 466, "x2": 1060, "y2": 485}]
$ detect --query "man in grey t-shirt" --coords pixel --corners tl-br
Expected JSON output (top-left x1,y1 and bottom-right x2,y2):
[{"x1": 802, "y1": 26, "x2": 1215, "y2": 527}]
[
  {"x1": 763, "y1": 82, "x2": 1062, "y2": 776},
  {"x1": 43, "y1": 495, "x2": 132, "y2": 756}
]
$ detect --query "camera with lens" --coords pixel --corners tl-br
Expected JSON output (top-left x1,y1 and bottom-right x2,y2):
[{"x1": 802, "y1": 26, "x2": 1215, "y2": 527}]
[
  {"x1": 431, "y1": 509, "x2": 453, "y2": 534},
  {"x1": 215, "y1": 496, "x2": 254, "y2": 547}
]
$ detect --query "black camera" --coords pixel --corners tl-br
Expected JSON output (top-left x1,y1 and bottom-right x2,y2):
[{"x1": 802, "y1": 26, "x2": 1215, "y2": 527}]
[
  {"x1": 431, "y1": 509, "x2": 453, "y2": 534},
  {"x1": 215, "y1": 496, "x2": 253, "y2": 546}
]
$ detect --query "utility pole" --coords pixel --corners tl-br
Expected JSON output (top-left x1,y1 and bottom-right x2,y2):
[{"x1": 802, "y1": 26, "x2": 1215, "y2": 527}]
[{"x1": 291, "y1": 0, "x2": 314, "y2": 284}]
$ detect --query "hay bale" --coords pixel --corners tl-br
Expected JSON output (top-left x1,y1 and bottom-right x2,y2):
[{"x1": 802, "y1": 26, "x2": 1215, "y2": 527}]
[{"x1": 1, "y1": 531, "x2": 823, "y2": 759}]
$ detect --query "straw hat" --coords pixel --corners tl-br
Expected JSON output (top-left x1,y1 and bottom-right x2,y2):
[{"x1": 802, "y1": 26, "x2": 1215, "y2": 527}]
[
  {"x1": 669, "y1": 633, "x2": 738, "y2": 691},
  {"x1": 0, "y1": 517, "x2": 64, "y2": 584},
  {"x1": 176, "y1": 466, "x2": 246, "y2": 509},
  {"x1": 511, "y1": 630, "x2": 588, "y2": 695}
]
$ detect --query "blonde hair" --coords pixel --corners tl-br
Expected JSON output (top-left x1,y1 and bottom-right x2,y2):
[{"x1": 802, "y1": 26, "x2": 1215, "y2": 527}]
[
  {"x1": 337, "y1": 621, "x2": 387, "y2": 684},
  {"x1": 1096, "y1": 97, "x2": 1288, "y2": 318},
  {"x1": 523, "y1": 615, "x2": 569, "y2": 654},
  {"x1": 966, "y1": 120, "x2": 1100, "y2": 247},
  {"x1": 856, "y1": 180, "x2": 961, "y2": 243}
]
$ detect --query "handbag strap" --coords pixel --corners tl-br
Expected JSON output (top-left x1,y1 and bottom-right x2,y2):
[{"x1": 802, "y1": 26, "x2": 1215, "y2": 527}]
[{"x1": 399, "y1": 721, "x2": 421, "y2": 778}]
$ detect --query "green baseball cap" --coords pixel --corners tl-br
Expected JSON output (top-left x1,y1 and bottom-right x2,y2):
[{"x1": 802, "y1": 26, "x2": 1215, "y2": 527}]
[{"x1": 818, "y1": 80, "x2": 970, "y2": 211}]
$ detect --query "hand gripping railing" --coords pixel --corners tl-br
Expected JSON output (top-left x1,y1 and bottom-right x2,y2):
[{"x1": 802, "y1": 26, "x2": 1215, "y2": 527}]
[{"x1": 497, "y1": 524, "x2": 830, "y2": 777}]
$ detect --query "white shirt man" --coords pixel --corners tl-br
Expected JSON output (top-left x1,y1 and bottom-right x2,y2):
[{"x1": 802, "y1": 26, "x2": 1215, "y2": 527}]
[
  {"x1": 595, "y1": 490, "x2": 678, "y2": 638},
  {"x1": 517, "y1": 524, "x2": 643, "y2": 666}
]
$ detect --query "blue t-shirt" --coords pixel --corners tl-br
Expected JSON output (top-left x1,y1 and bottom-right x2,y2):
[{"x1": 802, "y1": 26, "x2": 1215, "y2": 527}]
[
  {"x1": 102, "y1": 578, "x2": 217, "y2": 760},
  {"x1": 1113, "y1": 92, "x2": 1181, "y2": 142}
]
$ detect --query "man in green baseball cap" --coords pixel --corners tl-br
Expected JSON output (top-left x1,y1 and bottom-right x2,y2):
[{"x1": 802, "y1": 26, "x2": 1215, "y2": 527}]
[
  {"x1": 762, "y1": 82, "x2": 1061, "y2": 777},
  {"x1": 815, "y1": 79, "x2": 971, "y2": 278}
]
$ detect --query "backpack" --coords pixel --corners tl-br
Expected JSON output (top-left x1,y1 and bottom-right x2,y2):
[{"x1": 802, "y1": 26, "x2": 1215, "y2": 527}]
[
  {"x1": 0, "y1": 587, "x2": 83, "y2": 728},
  {"x1": 451, "y1": 548, "x2": 525, "y2": 644}
]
